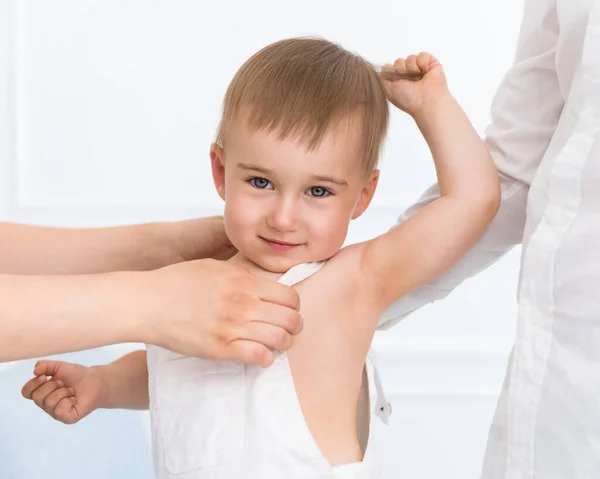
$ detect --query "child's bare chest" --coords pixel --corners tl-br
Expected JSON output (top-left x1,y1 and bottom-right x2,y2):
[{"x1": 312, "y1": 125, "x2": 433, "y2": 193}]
[{"x1": 284, "y1": 273, "x2": 378, "y2": 464}]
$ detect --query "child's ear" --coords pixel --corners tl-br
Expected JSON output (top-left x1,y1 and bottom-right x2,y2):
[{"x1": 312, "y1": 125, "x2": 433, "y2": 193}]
[
  {"x1": 352, "y1": 169, "x2": 380, "y2": 219},
  {"x1": 210, "y1": 143, "x2": 226, "y2": 200}
]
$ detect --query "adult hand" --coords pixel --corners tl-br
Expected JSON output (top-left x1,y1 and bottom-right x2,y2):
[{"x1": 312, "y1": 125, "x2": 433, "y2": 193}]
[
  {"x1": 139, "y1": 259, "x2": 301, "y2": 367},
  {"x1": 165, "y1": 216, "x2": 237, "y2": 263}
]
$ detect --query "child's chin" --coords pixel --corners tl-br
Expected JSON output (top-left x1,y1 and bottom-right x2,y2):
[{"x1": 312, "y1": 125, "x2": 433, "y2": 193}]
[
  {"x1": 246, "y1": 251, "x2": 318, "y2": 273},
  {"x1": 254, "y1": 256, "x2": 301, "y2": 274}
]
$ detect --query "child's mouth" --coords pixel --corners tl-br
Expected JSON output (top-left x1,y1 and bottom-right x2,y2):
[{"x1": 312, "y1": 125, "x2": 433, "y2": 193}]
[{"x1": 260, "y1": 237, "x2": 302, "y2": 252}]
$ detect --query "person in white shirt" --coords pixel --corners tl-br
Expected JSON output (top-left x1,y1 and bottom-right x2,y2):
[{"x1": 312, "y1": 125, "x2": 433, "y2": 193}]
[{"x1": 379, "y1": 0, "x2": 600, "y2": 477}]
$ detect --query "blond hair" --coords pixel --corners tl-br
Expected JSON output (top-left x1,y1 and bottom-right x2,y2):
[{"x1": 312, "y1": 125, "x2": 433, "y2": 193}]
[{"x1": 215, "y1": 37, "x2": 414, "y2": 173}]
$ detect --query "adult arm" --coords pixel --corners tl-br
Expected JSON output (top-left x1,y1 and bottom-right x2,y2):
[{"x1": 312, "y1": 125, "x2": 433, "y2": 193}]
[
  {"x1": 0, "y1": 216, "x2": 234, "y2": 274},
  {"x1": 1, "y1": 226, "x2": 300, "y2": 365}
]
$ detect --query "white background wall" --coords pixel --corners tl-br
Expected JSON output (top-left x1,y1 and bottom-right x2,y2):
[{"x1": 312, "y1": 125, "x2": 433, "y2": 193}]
[{"x1": 0, "y1": 1, "x2": 525, "y2": 478}]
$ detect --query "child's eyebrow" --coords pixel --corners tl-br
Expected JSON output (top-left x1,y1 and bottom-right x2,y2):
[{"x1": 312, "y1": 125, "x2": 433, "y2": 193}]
[
  {"x1": 310, "y1": 174, "x2": 348, "y2": 187},
  {"x1": 236, "y1": 163, "x2": 272, "y2": 175}
]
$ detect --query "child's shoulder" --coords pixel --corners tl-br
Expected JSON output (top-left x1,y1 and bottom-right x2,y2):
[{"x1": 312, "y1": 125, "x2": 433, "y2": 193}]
[
  {"x1": 301, "y1": 243, "x2": 367, "y2": 290},
  {"x1": 295, "y1": 243, "x2": 379, "y2": 321}
]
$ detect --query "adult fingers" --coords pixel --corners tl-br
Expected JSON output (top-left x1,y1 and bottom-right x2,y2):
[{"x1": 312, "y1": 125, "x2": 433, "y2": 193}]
[
  {"x1": 243, "y1": 299, "x2": 303, "y2": 336},
  {"x1": 236, "y1": 321, "x2": 293, "y2": 352},
  {"x1": 225, "y1": 339, "x2": 275, "y2": 368},
  {"x1": 251, "y1": 276, "x2": 301, "y2": 312}
]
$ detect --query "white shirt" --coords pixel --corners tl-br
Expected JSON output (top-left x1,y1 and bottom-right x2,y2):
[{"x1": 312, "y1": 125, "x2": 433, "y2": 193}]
[
  {"x1": 379, "y1": 0, "x2": 600, "y2": 478},
  {"x1": 147, "y1": 262, "x2": 391, "y2": 479}
]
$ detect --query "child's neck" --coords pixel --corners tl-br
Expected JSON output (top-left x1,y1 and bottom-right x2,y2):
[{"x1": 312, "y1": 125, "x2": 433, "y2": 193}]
[{"x1": 227, "y1": 252, "x2": 285, "y2": 282}]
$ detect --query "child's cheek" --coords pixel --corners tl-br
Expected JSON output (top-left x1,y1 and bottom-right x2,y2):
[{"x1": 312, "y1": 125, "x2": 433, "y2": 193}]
[
  {"x1": 226, "y1": 194, "x2": 260, "y2": 234},
  {"x1": 311, "y1": 209, "x2": 349, "y2": 255}
]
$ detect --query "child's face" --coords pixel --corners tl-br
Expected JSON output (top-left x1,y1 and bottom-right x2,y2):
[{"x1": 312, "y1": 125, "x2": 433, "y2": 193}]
[{"x1": 210, "y1": 118, "x2": 379, "y2": 273}]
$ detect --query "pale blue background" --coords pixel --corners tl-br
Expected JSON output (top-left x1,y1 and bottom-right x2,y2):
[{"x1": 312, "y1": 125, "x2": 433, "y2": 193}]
[{"x1": 0, "y1": 349, "x2": 153, "y2": 479}]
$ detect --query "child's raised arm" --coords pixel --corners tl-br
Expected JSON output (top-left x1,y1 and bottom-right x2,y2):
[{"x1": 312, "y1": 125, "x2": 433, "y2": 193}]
[
  {"x1": 21, "y1": 350, "x2": 149, "y2": 424},
  {"x1": 361, "y1": 53, "x2": 500, "y2": 309}
]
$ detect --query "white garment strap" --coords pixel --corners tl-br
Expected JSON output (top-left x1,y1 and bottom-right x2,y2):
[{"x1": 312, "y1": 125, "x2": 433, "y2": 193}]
[
  {"x1": 277, "y1": 261, "x2": 325, "y2": 287},
  {"x1": 368, "y1": 350, "x2": 392, "y2": 425}
]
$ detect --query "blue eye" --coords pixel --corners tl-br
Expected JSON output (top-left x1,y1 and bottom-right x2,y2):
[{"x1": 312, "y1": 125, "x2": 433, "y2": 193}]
[
  {"x1": 307, "y1": 186, "x2": 330, "y2": 198},
  {"x1": 250, "y1": 177, "x2": 272, "y2": 189}
]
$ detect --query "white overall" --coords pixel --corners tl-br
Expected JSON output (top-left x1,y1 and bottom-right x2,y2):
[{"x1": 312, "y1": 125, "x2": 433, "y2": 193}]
[{"x1": 147, "y1": 262, "x2": 391, "y2": 479}]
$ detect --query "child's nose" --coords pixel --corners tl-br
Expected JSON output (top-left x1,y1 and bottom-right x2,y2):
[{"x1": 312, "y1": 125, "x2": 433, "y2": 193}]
[{"x1": 267, "y1": 198, "x2": 299, "y2": 232}]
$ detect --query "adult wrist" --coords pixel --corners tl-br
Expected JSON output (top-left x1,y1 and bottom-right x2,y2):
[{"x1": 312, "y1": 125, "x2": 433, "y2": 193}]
[{"x1": 104, "y1": 270, "x2": 159, "y2": 346}]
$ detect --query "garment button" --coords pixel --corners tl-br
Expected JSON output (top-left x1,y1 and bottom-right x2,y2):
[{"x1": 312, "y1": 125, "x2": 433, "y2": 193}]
[{"x1": 375, "y1": 398, "x2": 392, "y2": 425}]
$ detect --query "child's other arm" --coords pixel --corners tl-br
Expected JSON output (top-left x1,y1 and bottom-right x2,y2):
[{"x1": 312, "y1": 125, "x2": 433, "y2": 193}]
[
  {"x1": 361, "y1": 53, "x2": 500, "y2": 309},
  {"x1": 98, "y1": 350, "x2": 149, "y2": 409},
  {"x1": 21, "y1": 350, "x2": 149, "y2": 424}
]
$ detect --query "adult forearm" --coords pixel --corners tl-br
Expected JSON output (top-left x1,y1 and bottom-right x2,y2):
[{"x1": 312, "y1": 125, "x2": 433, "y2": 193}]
[
  {"x1": 95, "y1": 350, "x2": 149, "y2": 410},
  {"x1": 1, "y1": 251, "x2": 301, "y2": 365},
  {"x1": 0, "y1": 221, "x2": 173, "y2": 274},
  {"x1": 0, "y1": 217, "x2": 231, "y2": 275},
  {"x1": 0, "y1": 271, "x2": 146, "y2": 361}
]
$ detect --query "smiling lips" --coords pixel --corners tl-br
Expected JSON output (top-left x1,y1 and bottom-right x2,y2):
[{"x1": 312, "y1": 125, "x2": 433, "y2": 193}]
[{"x1": 260, "y1": 237, "x2": 302, "y2": 252}]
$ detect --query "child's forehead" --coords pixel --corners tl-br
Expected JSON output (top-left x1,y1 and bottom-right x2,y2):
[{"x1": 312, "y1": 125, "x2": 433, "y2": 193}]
[
  {"x1": 230, "y1": 116, "x2": 365, "y2": 156},
  {"x1": 237, "y1": 132, "x2": 362, "y2": 173}
]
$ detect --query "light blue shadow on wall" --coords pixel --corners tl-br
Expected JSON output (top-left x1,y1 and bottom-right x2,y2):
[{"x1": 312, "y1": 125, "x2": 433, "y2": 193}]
[{"x1": 0, "y1": 348, "x2": 154, "y2": 479}]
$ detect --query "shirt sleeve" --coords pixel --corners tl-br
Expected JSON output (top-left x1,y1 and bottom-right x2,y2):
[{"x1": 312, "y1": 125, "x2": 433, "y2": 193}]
[{"x1": 378, "y1": 0, "x2": 565, "y2": 329}]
